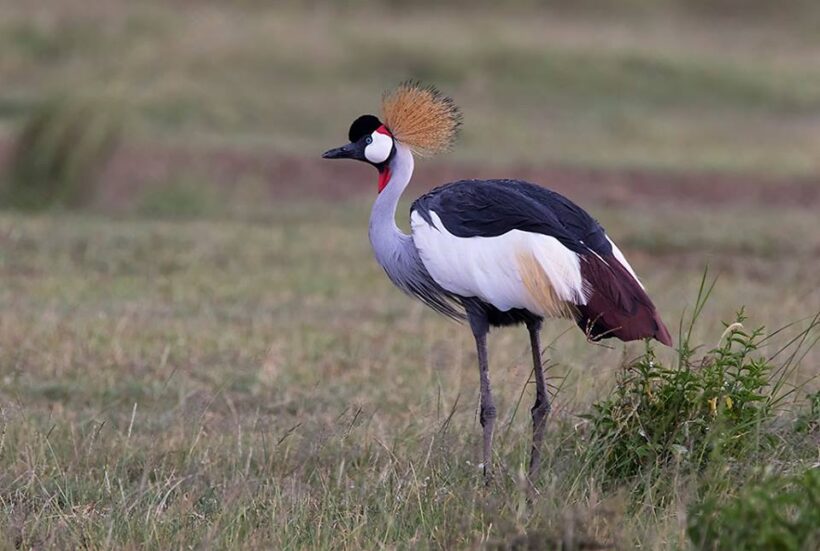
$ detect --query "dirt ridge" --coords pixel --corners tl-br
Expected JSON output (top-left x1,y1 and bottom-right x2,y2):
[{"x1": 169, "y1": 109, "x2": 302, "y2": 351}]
[{"x1": 1, "y1": 140, "x2": 818, "y2": 208}]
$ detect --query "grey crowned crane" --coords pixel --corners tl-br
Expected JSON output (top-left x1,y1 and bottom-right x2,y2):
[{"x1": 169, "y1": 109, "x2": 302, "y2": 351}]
[{"x1": 322, "y1": 82, "x2": 672, "y2": 480}]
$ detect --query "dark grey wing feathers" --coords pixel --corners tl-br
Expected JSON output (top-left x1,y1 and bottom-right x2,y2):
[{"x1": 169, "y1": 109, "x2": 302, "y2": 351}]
[
  {"x1": 510, "y1": 181, "x2": 612, "y2": 255},
  {"x1": 412, "y1": 179, "x2": 611, "y2": 255}
]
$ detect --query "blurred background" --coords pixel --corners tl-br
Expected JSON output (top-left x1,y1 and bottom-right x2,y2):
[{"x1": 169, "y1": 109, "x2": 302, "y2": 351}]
[
  {"x1": 1, "y1": 0, "x2": 819, "y2": 210},
  {"x1": 1, "y1": 1, "x2": 819, "y2": 547}
]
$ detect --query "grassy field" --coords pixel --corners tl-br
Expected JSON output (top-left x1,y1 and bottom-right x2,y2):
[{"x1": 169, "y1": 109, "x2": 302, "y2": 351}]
[
  {"x1": 0, "y1": 199, "x2": 818, "y2": 548},
  {"x1": 1, "y1": 0, "x2": 820, "y2": 549}
]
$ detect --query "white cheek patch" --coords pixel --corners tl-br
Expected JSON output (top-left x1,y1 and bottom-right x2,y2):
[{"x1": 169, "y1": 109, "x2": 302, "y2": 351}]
[{"x1": 364, "y1": 131, "x2": 393, "y2": 164}]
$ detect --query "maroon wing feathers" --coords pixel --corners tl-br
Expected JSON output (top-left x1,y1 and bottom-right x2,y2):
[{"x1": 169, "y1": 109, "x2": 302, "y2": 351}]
[{"x1": 577, "y1": 254, "x2": 673, "y2": 346}]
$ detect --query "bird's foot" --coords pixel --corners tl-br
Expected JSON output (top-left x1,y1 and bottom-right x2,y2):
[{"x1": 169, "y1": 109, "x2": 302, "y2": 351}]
[{"x1": 480, "y1": 463, "x2": 494, "y2": 485}]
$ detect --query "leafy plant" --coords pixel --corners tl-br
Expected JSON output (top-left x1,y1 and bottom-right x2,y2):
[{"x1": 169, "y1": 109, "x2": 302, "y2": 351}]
[
  {"x1": 582, "y1": 311, "x2": 774, "y2": 485},
  {"x1": 577, "y1": 273, "x2": 813, "y2": 492},
  {"x1": 688, "y1": 467, "x2": 820, "y2": 550}
]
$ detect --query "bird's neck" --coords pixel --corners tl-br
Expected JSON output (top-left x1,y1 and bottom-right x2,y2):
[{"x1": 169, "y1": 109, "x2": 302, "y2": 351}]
[{"x1": 369, "y1": 143, "x2": 414, "y2": 268}]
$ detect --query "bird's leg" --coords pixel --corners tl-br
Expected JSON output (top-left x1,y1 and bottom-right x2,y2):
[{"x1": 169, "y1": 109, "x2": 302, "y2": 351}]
[
  {"x1": 527, "y1": 319, "x2": 551, "y2": 481},
  {"x1": 468, "y1": 310, "x2": 495, "y2": 479},
  {"x1": 476, "y1": 331, "x2": 496, "y2": 479}
]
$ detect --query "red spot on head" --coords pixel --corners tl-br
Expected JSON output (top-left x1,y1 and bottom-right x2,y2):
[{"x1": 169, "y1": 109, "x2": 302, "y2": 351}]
[
  {"x1": 378, "y1": 166, "x2": 392, "y2": 193},
  {"x1": 375, "y1": 124, "x2": 392, "y2": 137}
]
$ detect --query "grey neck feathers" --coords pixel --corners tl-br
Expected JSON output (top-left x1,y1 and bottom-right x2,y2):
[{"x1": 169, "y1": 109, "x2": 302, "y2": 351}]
[{"x1": 367, "y1": 143, "x2": 464, "y2": 320}]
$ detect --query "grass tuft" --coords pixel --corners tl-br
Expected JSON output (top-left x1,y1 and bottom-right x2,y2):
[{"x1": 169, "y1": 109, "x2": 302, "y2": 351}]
[{"x1": 2, "y1": 95, "x2": 125, "y2": 210}]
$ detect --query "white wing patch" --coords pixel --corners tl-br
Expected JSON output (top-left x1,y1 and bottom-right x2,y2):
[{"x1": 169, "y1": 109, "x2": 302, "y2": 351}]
[
  {"x1": 411, "y1": 210, "x2": 587, "y2": 316},
  {"x1": 606, "y1": 236, "x2": 644, "y2": 290}
]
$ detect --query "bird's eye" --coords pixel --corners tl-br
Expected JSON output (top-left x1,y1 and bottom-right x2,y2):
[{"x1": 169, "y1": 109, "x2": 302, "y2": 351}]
[{"x1": 365, "y1": 136, "x2": 373, "y2": 145}]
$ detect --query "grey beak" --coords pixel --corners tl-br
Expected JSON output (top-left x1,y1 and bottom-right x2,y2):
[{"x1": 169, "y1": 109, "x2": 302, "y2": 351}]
[{"x1": 322, "y1": 144, "x2": 353, "y2": 159}]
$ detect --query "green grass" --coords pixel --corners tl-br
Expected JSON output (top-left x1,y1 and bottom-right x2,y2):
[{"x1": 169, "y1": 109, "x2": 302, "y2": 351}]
[
  {"x1": 1, "y1": 1, "x2": 820, "y2": 173},
  {"x1": 0, "y1": 200, "x2": 817, "y2": 548},
  {"x1": 689, "y1": 467, "x2": 820, "y2": 550}
]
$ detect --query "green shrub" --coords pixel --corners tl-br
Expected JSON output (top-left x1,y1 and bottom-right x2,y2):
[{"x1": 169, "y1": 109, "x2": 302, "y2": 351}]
[
  {"x1": 688, "y1": 467, "x2": 820, "y2": 550},
  {"x1": 575, "y1": 271, "x2": 820, "y2": 495},
  {"x1": 581, "y1": 309, "x2": 776, "y2": 488},
  {"x1": 2, "y1": 95, "x2": 125, "y2": 210}
]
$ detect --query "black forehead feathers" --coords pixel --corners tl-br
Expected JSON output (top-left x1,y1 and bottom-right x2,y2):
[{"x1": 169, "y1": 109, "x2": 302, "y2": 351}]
[{"x1": 348, "y1": 114, "x2": 382, "y2": 142}]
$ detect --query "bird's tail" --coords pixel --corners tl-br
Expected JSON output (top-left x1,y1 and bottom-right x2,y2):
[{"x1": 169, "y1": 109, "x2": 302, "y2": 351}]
[{"x1": 575, "y1": 254, "x2": 673, "y2": 347}]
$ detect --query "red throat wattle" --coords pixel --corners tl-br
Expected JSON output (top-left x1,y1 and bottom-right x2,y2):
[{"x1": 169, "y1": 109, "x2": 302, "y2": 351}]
[
  {"x1": 376, "y1": 124, "x2": 393, "y2": 193},
  {"x1": 378, "y1": 166, "x2": 392, "y2": 193}
]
